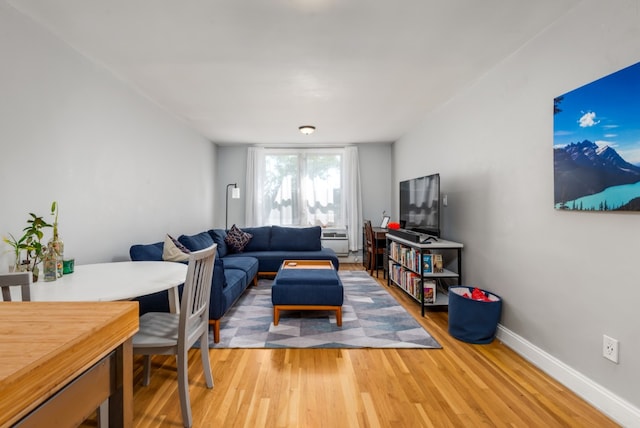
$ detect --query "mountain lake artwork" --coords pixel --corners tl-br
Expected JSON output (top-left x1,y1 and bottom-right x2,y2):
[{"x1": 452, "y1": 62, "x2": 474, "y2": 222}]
[{"x1": 554, "y1": 61, "x2": 640, "y2": 211}]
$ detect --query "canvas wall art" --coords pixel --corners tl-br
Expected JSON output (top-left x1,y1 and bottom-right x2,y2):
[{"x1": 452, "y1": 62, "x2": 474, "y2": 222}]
[{"x1": 554, "y1": 61, "x2": 640, "y2": 211}]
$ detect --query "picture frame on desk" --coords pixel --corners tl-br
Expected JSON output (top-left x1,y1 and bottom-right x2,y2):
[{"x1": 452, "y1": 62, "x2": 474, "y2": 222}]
[
  {"x1": 380, "y1": 215, "x2": 390, "y2": 228},
  {"x1": 422, "y1": 254, "x2": 433, "y2": 273}
]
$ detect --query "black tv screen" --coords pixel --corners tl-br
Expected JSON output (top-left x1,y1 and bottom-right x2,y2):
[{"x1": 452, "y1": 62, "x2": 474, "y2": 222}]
[{"x1": 399, "y1": 173, "x2": 440, "y2": 237}]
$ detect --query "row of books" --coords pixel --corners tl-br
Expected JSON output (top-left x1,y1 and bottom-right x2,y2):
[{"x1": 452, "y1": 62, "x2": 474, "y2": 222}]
[
  {"x1": 389, "y1": 242, "x2": 445, "y2": 274},
  {"x1": 422, "y1": 253, "x2": 444, "y2": 274},
  {"x1": 388, "y1": 262, "x2": 436, "y2": 303},
  {"x1": 389, "y1": 242, "x2": 420, "y2": 271}
]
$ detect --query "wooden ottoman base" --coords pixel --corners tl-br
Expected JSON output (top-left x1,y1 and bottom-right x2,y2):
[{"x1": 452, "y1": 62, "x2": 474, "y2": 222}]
[{"x1": 273, "y1": 305, "x2": 343, "y2": 326}]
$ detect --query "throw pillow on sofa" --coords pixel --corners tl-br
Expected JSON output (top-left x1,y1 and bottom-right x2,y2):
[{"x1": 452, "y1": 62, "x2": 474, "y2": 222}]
[
  {"x1": 225, "y1": 224, "x2": 253, "y2": 253},
  {"x1": 162, "y1": 234, "x2": 191, "y2": 262}
]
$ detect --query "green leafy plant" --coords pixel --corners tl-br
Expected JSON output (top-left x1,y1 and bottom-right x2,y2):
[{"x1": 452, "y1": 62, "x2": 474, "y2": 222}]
[
  {"x1": 3, "y1": 203, "x2": 57, "y2": 280},
  {"x1": 2, "y1": 233, "x2": 27, "y2": 271},
  {"x1": 22, "y1": 212, "x2": 52, "y2": 274}
]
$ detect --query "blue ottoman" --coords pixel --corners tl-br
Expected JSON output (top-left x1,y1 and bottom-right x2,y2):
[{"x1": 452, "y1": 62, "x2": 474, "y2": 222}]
[{"x1": 271, "y1": 267, "x2": 344, "y2": 326}]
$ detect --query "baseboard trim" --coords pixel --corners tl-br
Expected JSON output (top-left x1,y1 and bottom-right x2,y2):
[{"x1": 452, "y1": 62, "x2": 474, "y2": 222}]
[{"x1": 496, "y1": 325, "x2": 640, "y2": 427}]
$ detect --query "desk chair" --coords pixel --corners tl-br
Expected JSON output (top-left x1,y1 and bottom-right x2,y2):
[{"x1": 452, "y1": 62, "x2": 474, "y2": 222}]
[
  {"x1": 133, "y1": 244, "x2": 217, "y2": 428},
  {"x1": 364, "y1": 220, "x2": 385, "y2": 278},
  {"x1": 0, "y1": 272, "x2": 31, "y2": 301}
]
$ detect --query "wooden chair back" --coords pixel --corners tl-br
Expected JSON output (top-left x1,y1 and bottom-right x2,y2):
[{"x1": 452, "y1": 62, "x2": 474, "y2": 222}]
[{"x1": 0, "y1": 272, "x2": 32, "y2": 302}]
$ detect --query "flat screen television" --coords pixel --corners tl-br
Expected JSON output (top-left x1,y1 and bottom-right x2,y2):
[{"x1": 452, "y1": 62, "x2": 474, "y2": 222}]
[{"x1": 399, "y1": 173, "x2": 440, "y2": 237}]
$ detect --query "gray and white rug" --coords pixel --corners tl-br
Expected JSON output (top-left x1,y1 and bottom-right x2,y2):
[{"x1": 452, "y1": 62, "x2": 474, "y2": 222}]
[{"x1": 210, "y1": 271, "x2": 441, "y2": 349}]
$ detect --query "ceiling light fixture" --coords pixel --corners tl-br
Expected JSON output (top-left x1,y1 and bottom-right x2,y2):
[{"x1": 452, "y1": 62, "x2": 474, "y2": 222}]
[{"x1": 299, "y1": 125, "x2": 316, "y2": 135}]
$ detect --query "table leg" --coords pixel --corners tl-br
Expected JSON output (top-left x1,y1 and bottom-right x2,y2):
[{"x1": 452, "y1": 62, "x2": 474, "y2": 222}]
[{"x1": 168, "y1": 286, "x2": 180, "y2": 313}]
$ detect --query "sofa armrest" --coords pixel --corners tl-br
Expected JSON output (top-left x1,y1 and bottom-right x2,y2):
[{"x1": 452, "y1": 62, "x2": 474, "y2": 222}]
[{"x1": 208, "y1": 257, "x2": 227, "y2": 320}]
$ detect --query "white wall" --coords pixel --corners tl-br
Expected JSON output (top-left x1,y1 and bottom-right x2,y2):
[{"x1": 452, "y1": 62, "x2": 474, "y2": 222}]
[
  {"x1": 393, "y1": 0, "x2": 640, "y2": 422},
  {"x1": 0, "y1": 4, "x2": 216, "y2": 268},
  {"x1": 215, "y1": 145, "x2": 247, "y2": 229}
]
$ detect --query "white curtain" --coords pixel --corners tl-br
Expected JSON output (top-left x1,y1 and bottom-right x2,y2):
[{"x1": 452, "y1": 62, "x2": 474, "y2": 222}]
[
  {"x1": 343, "y1": 146, "x2": 362, "y2": 251},
  {"x1": 245, "y1": 147, "x2": 264, "y2": 226}
]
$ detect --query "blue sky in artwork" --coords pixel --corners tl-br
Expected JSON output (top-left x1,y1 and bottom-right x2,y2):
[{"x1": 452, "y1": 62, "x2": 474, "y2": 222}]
[{"x1": 554, "y1": 61, "x2": 640, "y2": 164}]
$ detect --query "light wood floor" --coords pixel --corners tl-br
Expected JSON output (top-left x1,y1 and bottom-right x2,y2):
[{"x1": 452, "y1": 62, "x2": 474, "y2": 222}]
[{"x1": 111, "y1": 264, "x2": 617, "y2": 427}]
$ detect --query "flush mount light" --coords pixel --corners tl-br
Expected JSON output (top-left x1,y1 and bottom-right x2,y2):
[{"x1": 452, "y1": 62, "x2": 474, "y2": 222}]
[{"x1": 299, "y1": 125, "x2": 316, "y2": 135}]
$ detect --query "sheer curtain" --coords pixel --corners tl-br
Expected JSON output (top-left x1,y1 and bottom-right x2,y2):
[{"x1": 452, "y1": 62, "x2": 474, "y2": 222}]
[
  {"x1": 343, "y1": 146, "x2": 362, "y2": 251},
  {"x1": 246, "y1": 146, "x2": 362, "y2": 251}
]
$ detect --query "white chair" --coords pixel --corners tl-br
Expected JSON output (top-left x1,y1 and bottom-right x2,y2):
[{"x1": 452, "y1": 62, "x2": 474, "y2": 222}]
[
  {"x1": 132, "y1": 244, "x2": 217, "y2": 428},
  {"x1": 0, "y1": 271, "x2": 31, "y2": 301}
]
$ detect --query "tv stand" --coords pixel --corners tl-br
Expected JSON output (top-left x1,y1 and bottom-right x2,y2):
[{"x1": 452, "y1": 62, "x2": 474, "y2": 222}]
[{"x1": 387, "y1": 234, "x2": 463, "y2": 316}]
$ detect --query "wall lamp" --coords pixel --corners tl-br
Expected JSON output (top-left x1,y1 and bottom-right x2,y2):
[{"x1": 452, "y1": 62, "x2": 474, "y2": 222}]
[{"x1": 225, "y1": 183, "x2": 240, "y2": 230}]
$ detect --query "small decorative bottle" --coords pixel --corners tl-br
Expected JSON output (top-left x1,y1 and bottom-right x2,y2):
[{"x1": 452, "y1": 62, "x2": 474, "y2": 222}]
[
  {"x1": 50, "y1": 227, "x2": 64, "y2": 278},
  {"x1": 43, "y1": 242, "x2": 58, "y2": 282},
  {"x1": 49, "y1": 201, "x2": 64, "y2": 278}
]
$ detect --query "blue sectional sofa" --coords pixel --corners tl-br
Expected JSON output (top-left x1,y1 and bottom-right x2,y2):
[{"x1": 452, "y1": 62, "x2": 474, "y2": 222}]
[{"x1": 129, "y1": 225, "x2": 339, "y2": 343}]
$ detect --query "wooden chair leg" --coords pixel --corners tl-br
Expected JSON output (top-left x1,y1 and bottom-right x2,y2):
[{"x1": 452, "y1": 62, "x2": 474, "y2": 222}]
[
  {"x1": 97, "y1": 399, "x2": 109, "y2": 427},
  {"x1": 200, "y1": 331, "x2": 214, "y2": 389},
  {"x1": 176, "y1": 350, "x2": 192, "y2": 428},
  {"x1": 143, "y1": 355, "x2": 151, "y2": 386}
]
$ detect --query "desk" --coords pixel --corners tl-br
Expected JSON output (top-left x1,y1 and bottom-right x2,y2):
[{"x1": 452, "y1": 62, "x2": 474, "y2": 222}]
[
  {"x1": 0, "y1": 301, "x2": 138, "y2": 427},
  {"x1": 28, "y1": 261, "x2": 187, "y2": 312}
]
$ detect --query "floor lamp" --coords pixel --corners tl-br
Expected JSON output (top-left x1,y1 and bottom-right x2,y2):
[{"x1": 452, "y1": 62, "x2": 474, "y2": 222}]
[{"x1": 225, "y1": 183, "x2": 240, "y2": 230}]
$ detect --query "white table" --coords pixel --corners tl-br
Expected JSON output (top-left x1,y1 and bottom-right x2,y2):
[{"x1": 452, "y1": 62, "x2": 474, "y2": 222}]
[{"x1": 28, "y1": 261, "x2": 187, "y2": 312}]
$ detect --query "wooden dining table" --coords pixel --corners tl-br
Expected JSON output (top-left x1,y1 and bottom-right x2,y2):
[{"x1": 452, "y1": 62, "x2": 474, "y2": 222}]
[
  {"x1": 0, "y1": 260, "x2": 188, "y2": 427},
  {"x1": 0, "y1": 301, "x2": 139, "y2": 427}
]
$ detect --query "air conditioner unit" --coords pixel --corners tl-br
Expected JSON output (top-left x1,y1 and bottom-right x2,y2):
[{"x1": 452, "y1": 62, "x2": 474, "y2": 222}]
[{"x1": 321, "y1": 228, "x2": 349, "y2": 256}]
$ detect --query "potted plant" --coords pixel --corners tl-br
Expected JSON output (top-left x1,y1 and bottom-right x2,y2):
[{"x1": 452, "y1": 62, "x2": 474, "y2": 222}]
[
  {"x1": 22, "y1": 212, "x2": 52, "y2": 281},
  {"x1": 2, "y1": 233, "x2": 27, "y2": 272}
]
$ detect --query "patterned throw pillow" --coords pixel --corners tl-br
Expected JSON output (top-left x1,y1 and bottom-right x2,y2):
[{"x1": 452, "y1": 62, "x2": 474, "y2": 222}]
[
  {"x1": 224, "y1": 224, "x2": 253, "y2": 253},
  {"x1": 162, "y1": 234, "x2": 191, "y2": 261}
]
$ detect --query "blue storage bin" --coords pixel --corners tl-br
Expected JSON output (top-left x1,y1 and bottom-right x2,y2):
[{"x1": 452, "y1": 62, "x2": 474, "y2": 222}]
[{"x1": 448, "y1": 286, "x2": 502, "y2": 344}]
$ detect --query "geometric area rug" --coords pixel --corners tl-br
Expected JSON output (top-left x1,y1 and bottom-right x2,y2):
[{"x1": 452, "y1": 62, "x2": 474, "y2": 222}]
[{"x1": 209, "y1": 270, "x2": 441, "y2": 349}]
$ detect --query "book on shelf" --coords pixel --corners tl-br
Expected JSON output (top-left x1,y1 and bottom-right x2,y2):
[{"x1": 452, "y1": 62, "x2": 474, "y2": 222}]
[
  {"x1": 422, "y1": 254, "x2": 432, "y2": 274},
  {"x1": 433, "y1": 254, "x2": 443, "y2": 272},
  {"x1": 423, "y1": 280, "x2": 436, "y2": 304}
]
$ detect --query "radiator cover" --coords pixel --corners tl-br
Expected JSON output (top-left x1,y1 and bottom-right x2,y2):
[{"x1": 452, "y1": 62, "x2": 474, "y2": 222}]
[{"x1": 321, "y1": 228, "x2": 349, "y2": 256}]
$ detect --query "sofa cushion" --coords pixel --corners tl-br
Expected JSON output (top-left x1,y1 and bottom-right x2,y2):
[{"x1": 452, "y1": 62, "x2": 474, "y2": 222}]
[
  {"x1": 221, "y1": 256, "x2": 259, "y2": 285},
  {"x1": 241, "y1": 226, "x2": 271, "y2": 252},
  {"x1": 274, "y1": 268, "x2": 340, "y2": 286},
  {"x1": 162, "y1": 234, "x2": 191, "y2": 262},
  {"x1": 270, "y1": 225, "x2": 322, "y2": 251},
  {"x1": 208, "y1": 229, "x2": 229, "y2": 258},
  {"x1": 234, "y1": 249, "x2": 339, "y2": 273},
  {"x1": 178, "y1": 231, "x2": 215, "y2": 251},
  {"x1": 225, "y1": 224, "x2": 253, "y2": 253},
  {"x1": 129, "y1": 241, "x2": 163, "y2": 261}
]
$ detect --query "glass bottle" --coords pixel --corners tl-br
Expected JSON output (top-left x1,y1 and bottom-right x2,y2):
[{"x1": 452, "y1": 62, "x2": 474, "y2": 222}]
[
  {"x1": 50, "y1": 223, "x2": 64, "y2": 278},
  {"x1": 43, "y1": 242, "x2": 57, "y2": 282},
  {"x1": 50, "y1": 202, "x2": 64, "y2": 277}
]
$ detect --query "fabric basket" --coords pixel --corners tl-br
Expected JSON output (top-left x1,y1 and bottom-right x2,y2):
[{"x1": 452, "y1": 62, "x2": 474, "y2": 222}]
[{"x1": 448, "y1": 286, "x2": 502, "y2": 344}]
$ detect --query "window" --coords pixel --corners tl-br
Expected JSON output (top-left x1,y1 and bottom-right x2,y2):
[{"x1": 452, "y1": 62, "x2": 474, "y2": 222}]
[
  {"x1": 257, "y1": 149, "x2": 343, "y2": 227},
  {"x1": 246, "y1": 146, "x2": 362, "y2": 251}
]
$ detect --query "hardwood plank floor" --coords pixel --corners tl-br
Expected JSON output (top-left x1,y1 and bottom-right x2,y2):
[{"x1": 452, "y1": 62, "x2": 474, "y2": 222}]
[{"x1": 99, "y1": 264, "x2": 619, "y2": 427}]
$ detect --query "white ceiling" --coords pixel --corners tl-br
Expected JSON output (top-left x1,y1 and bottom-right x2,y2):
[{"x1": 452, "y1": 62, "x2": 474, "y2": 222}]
[{"x1": 7, "y1": 0, "x2": 579, "y2": 145}]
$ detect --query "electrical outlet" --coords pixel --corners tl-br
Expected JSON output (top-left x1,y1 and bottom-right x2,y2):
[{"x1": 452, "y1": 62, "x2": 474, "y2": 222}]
[{"x1": 603, "y1": 335, "x2": 619, "y2": 364}]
